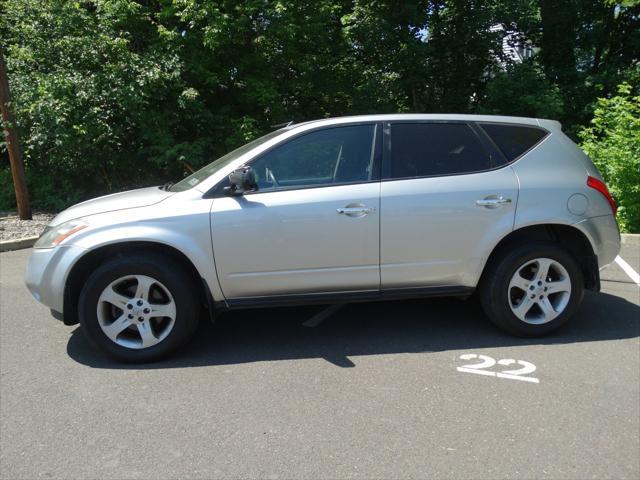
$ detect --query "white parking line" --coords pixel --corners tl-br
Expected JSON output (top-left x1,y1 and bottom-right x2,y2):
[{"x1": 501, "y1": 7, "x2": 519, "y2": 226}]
[
  {"x1": 303, "y1": 304, "x2": 344, "y2": 327},
  {"x1": 615, "y1": 255, "x2": 640, "y2": 286}
]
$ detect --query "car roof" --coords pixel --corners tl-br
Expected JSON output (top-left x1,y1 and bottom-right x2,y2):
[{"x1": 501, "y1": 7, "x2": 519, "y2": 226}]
[{"x1": 287, "y1": 113, "x2": 552, "y2": 130}]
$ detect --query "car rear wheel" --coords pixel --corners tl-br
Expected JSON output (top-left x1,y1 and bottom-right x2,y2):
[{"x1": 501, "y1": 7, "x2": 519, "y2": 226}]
[
  {"x1": 78, "y1": 253, "x2": 200, "y2": 362},
  {"x1": 479, "y1": 241, "x2": 584, "y2": 336}
]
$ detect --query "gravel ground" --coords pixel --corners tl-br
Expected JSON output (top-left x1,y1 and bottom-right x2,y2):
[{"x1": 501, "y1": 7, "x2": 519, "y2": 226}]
[{"x1": 0, "y1": 213, "x2": 54, "y2": 241}]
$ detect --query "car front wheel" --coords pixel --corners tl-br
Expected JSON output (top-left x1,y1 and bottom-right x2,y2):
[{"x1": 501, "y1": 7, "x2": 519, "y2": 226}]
[
  {"x1": 78, "y1": 252, "x2": 200, "y2": 362},
  {"x1": 479, "y1": 241, "x2": 584, "y2": 336}
]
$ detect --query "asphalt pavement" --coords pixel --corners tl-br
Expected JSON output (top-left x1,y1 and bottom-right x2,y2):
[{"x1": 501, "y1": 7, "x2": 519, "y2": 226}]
[{"x1": 1, "y1": 245, "x2": 638, "y2": 479}]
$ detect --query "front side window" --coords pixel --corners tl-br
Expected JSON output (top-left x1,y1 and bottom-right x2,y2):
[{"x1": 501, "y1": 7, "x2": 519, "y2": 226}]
[
  {"x1": 169, "y1": 129, "x2": 286, "y2": 192},
  {"x1": 249, "y1": 124, "x2": 377, "y2": 191},
  {"x1": 389, "y1": 123, "x2": 496, "y2": 179}
]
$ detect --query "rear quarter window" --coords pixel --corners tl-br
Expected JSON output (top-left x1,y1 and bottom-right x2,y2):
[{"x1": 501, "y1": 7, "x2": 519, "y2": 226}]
[{"x1": 479, "y1": 123, "x2": 548, "y2": 162}]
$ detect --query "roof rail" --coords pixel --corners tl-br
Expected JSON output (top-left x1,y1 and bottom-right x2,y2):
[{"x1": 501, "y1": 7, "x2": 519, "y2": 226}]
[{"x1": 271, "y1": 120, "x2": 294, "y2": 129}]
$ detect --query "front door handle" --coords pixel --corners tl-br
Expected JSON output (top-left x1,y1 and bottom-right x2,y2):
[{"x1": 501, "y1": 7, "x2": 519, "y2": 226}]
[
  {"x1": 476, "y1": 196, "x2": 512, "y2": 208},
  {"x1": 337, "y1": 203, "x2": 375, "y2": 217}
]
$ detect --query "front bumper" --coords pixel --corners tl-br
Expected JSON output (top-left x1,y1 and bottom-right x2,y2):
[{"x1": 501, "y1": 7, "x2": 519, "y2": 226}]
[{"x1": 24, "y1": 244, "x2": 87, "y2": 314}]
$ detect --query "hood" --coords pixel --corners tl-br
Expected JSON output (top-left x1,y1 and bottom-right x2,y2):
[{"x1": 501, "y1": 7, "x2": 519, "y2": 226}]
[{"x1": 51, "y1": 186, "x2": 174, "y2": 226}]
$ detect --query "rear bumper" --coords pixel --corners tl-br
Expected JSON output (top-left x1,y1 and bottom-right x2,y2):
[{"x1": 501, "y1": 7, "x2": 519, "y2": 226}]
[{"x1": 573, "y1": 214, "x2": 621, "y2": 270}]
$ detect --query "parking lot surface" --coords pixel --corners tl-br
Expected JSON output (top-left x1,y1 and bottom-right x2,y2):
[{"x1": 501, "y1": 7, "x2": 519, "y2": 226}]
[{"x1": 1, "y1": 246, "x2": 638, "y2": 479}]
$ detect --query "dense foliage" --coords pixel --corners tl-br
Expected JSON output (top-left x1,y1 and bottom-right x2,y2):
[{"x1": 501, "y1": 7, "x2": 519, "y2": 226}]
[
  {"x1": 580, "y1": 83, "x2": 640, "y2": 233},
  {"x1": 1, "y1": 0, "x2": 639, "y2": 230}
]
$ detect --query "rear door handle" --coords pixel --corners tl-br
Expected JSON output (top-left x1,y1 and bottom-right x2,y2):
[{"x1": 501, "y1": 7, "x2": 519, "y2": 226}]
[{"x1": 476, "y1": 196, "x2": 512, "y2": 208}]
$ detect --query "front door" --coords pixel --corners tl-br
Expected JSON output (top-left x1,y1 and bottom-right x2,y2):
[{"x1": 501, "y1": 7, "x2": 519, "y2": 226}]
[{"x1": 211, "y1": 123, "x2": 381, "y2": 299}]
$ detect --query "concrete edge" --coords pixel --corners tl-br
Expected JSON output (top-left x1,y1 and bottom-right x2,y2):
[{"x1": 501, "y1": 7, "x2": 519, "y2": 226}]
[
  {"x1": 0, "y1": 236, "x2": 38, "y2": 253},
  {"x1": 620, "y1": 233, "x2": 639, "y2": 247}
]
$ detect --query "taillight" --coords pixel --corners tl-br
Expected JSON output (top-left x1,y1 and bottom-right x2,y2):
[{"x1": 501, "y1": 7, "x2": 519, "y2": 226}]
[{"x1": 587, "y1": 176, "x2": 617, "y2": 215}]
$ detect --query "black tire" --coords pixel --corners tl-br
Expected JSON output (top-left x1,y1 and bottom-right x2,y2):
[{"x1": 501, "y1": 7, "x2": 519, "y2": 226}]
[
  {"x1": 78, "y1": 252, "x2": 200, "y2": 362},
  {"x1": 479, "y1": 241, "x2": 584, "y2": 337}
]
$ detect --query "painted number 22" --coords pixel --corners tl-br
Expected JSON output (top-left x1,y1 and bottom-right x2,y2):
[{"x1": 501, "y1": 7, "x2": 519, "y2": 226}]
[{"x1": 457, "y1": 354, "x2": 539, "y2": 383}]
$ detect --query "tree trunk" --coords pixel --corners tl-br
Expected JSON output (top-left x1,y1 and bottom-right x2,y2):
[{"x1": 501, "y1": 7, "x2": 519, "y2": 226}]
[
  {"x1": 0, "y1": 46, "x2": 31, "y2": 220},
  {"x1": 539, "y1": 0, "x2": 578, "y2": 87}
]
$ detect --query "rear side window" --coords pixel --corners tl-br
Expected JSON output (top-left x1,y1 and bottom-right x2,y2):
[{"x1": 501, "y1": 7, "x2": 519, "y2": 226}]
[
  {"x1": 480, "y1": 123, "x2": 548, "y2": 162},
  {"x1": 389, "y1": 123, "x2": 495, "y2": 179}
]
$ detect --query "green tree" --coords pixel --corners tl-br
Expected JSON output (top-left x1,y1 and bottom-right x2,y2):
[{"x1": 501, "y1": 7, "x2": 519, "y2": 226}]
[
  {"x1": 0, "y1": 0, "x2": 191, "y2": 210},
  {"x1": 420, "y1": 0, "x2": 506, "y2": 112},
  {"x1": 340, "y1": 0, "x2": 429, "y2": 113},
  {"x1": 535, "y1": 0, "x2": 640, "y2": 137},
  {"x1": 479, "y1": 61, "x2": 564, "y2": 119},
  {"x1": 579, "y1": 82, "x2": 640, "y2": 233},
  {"x1": 1, "y1": 0, "x2": 639, "y2": 213}
]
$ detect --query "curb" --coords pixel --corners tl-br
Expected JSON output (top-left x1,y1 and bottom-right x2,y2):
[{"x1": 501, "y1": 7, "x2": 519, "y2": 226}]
[
  {"x1": 621, "y1": 233, "x2": 639, "y2": 247},
  {"x1": 0, "y1": 236, "x2": 38, "y2": 253}
]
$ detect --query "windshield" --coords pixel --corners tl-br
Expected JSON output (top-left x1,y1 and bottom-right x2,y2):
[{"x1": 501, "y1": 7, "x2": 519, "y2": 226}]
[{"x1": 169, "y1": 129, "x2": 286, "y2": 192}]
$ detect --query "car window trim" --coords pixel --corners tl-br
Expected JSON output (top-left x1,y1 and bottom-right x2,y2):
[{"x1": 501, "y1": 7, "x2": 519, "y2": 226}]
[{"x1": 205, "y1": 122, "x2": 383, "y2": 198}]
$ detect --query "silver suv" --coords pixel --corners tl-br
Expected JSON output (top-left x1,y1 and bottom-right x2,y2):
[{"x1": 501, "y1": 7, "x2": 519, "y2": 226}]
[{"x1": 25, "y1": 114, "x2": 621, "y2": 362}]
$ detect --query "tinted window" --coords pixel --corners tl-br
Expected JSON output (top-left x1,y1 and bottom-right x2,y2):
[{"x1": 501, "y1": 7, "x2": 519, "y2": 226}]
[
  {"x1": 250, "y1": 125, "x2": 376, "y2": 191},
  {"x1": 480, "y1": 123, "x2": 548, "y2": 162},
  {"x1": 389, "y1": 123, "x2": 494, "y2": 179}
]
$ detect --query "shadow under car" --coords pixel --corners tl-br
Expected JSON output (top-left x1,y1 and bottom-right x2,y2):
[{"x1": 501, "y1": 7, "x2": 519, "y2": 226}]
[{"x1": 67, "y1": 290, "x2": 640, "y2": 369}]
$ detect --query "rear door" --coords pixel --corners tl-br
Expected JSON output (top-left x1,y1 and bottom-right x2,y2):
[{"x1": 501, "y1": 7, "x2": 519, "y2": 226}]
[{"x1": 380, "y1": 121, "x2": 518, "y2": 289}]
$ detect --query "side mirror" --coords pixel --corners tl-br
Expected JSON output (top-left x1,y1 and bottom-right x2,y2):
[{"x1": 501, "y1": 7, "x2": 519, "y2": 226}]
[{"x1": 224, "y1": 165, "x2": 257, "y2": 195}]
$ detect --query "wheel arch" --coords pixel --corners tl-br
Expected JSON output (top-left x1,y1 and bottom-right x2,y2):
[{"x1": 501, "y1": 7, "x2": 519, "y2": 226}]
[
  {"x1": 63, "y1": 241, "x2": 214, "y2": 326},
  {"x1": 480, "y1": 223, "x2": 599, "y2": 291}
]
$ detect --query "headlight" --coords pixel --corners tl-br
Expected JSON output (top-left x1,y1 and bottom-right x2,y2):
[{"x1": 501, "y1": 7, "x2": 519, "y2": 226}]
[{"x1": 34, "y1": 220, "x2": 88, "y2": 249}]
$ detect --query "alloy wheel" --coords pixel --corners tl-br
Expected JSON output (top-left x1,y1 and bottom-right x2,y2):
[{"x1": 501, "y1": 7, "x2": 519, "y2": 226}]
[
  {"x1": 508, "y1": 257, "x2": 572, "y2": 325},
  {"x1": 96, "y1": 274, "x2": 176, "y2": 349}
]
